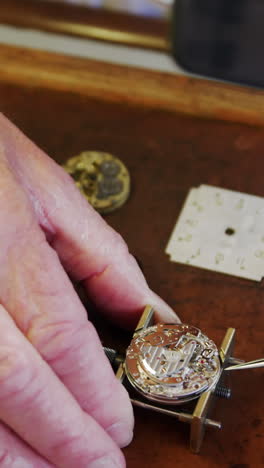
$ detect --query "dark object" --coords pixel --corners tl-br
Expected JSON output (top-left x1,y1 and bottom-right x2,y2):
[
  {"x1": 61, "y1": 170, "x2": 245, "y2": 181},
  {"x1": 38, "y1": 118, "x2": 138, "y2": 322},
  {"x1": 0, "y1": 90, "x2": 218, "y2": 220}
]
[
  {"x1": 103, "y1": 347, "x2": 124, "y2": 369},
  {"x1": 214, "y1": 385, "x2": 232, "y2": 399},
  {"x1": 172, "y1": 0, "x2": 264, "y2": 88}
]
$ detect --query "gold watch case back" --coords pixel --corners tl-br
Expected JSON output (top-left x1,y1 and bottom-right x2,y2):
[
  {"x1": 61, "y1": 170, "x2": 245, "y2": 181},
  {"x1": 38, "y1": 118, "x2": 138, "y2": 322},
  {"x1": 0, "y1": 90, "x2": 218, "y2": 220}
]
[{"x1": 125, "y1": 323, "x2": 221, "y2": 405}]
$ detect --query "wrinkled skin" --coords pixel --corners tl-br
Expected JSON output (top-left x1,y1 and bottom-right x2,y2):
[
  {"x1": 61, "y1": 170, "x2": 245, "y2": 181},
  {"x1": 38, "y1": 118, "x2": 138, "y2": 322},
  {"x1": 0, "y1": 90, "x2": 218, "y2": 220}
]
[{"x1": 0, "y1": 114, "x2": 179, "y2": 468}]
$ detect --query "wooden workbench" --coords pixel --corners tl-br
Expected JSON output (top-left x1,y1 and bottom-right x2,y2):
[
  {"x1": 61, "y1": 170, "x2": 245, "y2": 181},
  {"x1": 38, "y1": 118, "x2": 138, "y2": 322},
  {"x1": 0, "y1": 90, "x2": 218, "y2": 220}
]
[{"x1": 0, "y1": 43, "x2": 263, "y2": 467}]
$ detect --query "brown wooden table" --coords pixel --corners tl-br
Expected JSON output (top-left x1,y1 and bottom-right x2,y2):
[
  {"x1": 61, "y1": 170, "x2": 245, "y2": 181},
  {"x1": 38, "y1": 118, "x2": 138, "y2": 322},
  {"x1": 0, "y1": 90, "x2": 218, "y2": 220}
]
[{"x1": 0, "y1": 44, "x2": 263, "y2": 467}]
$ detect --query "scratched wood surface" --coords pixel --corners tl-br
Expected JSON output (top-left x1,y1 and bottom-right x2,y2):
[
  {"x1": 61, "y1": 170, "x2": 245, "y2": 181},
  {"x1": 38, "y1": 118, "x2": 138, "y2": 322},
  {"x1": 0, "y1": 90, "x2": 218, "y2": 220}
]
[{"x1": 0, "y1": 44, "x2": 263, "y2": 467}]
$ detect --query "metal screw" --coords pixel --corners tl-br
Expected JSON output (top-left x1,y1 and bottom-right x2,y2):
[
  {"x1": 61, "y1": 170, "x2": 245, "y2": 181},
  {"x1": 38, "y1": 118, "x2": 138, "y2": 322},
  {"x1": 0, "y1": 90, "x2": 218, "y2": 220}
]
[
  {"x1": 214, "y1": 385, "x2": 232, "y2": 399},
  {"x1": 104, "y1": 347, "x2": 117, "y2": 364},
  {"x1": 103, "y1": 347, "x2": 124, "y2": 369}
]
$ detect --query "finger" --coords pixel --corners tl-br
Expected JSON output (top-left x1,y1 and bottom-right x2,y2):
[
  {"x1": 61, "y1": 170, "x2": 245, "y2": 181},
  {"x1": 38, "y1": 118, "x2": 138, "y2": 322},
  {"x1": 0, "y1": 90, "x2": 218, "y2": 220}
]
[
  {"x1": 0, "y1": 151, "x2": 133, "y2": 448},
  {"x1": 9, "y1": 237, "x2": 134, "y2": 448},
  {"x1": 0, "y1": 305, "x2": 126, "y2": 468},
  {"x1": 0, "y1": 113, "x2": 179, "y2": 326},
  {"x1": 0, "y1": 422, "x2": 54, "y2": 467}
]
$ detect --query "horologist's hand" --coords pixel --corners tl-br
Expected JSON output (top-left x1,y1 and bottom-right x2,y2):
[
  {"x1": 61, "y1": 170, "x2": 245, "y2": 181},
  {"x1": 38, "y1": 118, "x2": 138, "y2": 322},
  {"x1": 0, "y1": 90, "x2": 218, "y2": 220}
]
[{"x1": 0, "y1": 113, "x2": 179, "y2": 468}]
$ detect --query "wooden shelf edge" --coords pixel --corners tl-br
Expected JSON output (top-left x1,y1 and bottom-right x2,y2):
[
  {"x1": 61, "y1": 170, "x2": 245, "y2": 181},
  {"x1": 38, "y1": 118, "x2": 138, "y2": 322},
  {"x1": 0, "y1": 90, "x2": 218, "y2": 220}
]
[
  {"x1": 1, "y1": 43, "x2": 264, "y2": 127},
  {"x1": 0, "y1": 0, "x2": 168, "y2": 51}
]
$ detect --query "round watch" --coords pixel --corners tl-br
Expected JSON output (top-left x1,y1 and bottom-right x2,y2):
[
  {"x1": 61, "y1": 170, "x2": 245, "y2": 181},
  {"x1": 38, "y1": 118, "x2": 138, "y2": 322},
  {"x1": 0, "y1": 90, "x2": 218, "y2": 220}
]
[
  {"x1": 125, "y1": 323, "x2": 221, "y2": 405},
  {"x1": 63, "y1": 151, "x2": 130, "y2": 214}
]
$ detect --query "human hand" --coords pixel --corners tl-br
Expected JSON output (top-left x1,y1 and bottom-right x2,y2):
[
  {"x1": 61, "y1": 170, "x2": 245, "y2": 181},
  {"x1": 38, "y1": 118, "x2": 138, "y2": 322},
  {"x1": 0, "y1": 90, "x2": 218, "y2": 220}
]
[{"x1": 0, "y1": 113, "x2": 179, "y2": 467}]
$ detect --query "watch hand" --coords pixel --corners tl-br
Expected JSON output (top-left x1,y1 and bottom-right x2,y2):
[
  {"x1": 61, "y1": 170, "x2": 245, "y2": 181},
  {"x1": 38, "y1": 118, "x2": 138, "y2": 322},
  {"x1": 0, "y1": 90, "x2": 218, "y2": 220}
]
[{"x1": 224, "y1": 358, "x2": 264, "y2": 371}]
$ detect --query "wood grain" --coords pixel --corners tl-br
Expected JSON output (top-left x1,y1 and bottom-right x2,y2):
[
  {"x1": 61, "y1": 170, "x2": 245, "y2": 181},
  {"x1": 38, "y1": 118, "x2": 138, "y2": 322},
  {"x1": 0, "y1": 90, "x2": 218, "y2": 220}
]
[
  {"x1": 0, "y1": 44, "x2": 263, "y2": 467},
  {"x1": 1, "y1": 44, "x2": 264, "y2": 127}
]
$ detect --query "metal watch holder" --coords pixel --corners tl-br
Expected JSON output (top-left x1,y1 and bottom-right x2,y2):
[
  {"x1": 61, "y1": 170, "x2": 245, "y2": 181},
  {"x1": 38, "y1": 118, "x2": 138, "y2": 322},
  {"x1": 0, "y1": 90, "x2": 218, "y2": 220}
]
[{"x1": 105, "y1": 305, "x2": 243, "y2": 453}]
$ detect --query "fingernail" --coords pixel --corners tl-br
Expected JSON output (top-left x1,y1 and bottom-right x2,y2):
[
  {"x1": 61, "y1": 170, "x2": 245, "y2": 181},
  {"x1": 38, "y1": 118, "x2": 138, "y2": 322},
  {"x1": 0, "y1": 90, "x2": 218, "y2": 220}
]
[
  {"x1": 107, "y1": 422, "x2": 134, "y2": 448},
  {"x1": 151, "y1": 294, "x2": 181, "y2": 323},
  {"x1": 166, "y1": 308, "x2": 181, "y2": 323},
  {"x1": 89, "y1": 456, "x2": 122, "y2": 468}
]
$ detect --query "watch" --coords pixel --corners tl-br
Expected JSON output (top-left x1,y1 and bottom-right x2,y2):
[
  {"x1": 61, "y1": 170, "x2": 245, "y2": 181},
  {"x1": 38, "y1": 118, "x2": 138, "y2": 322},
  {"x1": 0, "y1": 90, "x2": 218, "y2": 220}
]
[
  {"x1": 105, "y1": 305, "x2": 237, "y2": 453},
  {"x1": 104, "y1": 306, "x2": 262, "y2": 453},
  {"x1": 125, "y1": 322, "x2": 221, "y2": 405}
]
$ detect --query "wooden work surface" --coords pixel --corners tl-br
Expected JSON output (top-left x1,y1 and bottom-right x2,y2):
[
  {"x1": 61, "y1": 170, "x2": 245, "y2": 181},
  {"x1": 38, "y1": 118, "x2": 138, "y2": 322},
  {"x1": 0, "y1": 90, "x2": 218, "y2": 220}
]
[{"x1": 0, "y1": 44, "x2": 263, "y2": 467}]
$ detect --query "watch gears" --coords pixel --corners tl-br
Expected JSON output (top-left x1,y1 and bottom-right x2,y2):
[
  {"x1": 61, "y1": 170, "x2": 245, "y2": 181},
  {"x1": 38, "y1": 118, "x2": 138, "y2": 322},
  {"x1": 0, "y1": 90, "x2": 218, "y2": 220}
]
[
  {"x1": 63, "y1": 151, "x2": 130, "y2": 214},
  {"x1": 125, "y1": 323, "x2": 221, "y2": 404}
]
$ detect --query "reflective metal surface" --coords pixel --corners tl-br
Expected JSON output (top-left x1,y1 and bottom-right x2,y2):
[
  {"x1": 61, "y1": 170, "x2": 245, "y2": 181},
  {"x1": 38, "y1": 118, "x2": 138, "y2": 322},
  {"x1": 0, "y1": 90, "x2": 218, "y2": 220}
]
[
  {"x1": 125, "y1": 323, "x2": 221, "y2": 404},
  {"x1": 225, "y1": 358, "x2": 264, "y2": 371}
]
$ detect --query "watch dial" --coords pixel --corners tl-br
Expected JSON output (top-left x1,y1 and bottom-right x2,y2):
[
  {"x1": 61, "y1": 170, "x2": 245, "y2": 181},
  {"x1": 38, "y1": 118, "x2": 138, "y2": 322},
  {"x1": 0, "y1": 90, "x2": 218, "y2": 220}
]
[{"x1": 125, "y1": 323, "x2": 220, "y2": 404}]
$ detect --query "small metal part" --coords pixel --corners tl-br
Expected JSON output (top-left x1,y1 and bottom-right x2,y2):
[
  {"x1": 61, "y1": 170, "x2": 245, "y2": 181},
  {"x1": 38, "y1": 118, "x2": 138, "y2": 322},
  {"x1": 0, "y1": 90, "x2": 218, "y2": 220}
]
[
  {"x1": 63, "y1": 151, "x2": 130, "y2": 214},
  {"x1": 134, "y1": 305, "x2": 155, "y2": 334},
  {"x1": 214, "y1": 385, "x2": 232, "y2": 399},
  {"x1": 189, "y1": 328, "x2": 236, "y2": 453},
  {"x1": 103, "y1": 347, "x2": 125, "y2": 369},
  {"x1": 219, "y1": 328, "x2": 236, "y2": 365},
  {"x1": 224, "y1": 358, "x2": 264, "y2": 371},
  {"x1": 227, "y1": 357, "x2": 245, "y2": 366},
  {"x1": 103, "y1": 347, "x2": 118, "y2": 365},
  {"x1": 131, "y1": 398, "x2": 221, "y2": 430}
]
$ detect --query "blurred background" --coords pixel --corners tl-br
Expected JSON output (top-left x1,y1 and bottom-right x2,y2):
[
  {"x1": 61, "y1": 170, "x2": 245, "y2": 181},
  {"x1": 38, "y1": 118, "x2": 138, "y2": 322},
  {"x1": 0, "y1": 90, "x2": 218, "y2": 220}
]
[
  {"x1": 0, "y1": 0, "x2": 180, "y2": 74},
  {"x1": 44, "y1": 0, "x2": 167, "y2": 17}
]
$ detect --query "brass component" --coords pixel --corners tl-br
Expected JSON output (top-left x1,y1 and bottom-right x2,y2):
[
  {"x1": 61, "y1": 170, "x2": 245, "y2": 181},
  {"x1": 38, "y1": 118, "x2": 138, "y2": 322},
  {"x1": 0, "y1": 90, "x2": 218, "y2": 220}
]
[
  {"x1": 134, "y1": 305, "x2": 155, "y2": 333},
  {"x1": 116, "y1": 362, "x2": 126, "y2": 384},
  {"x1": 190, "y1": 327, "x2": 236, "y2": 453},
  {"x1": 219, "y1": 328, "x2": 236, "y2": 365},
  {"x1": 63, "y1": 151, "x2": 130, "y2": 214},
  {"x1": 191, "y1": 390, "x2": 215, "y2": 453}
]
